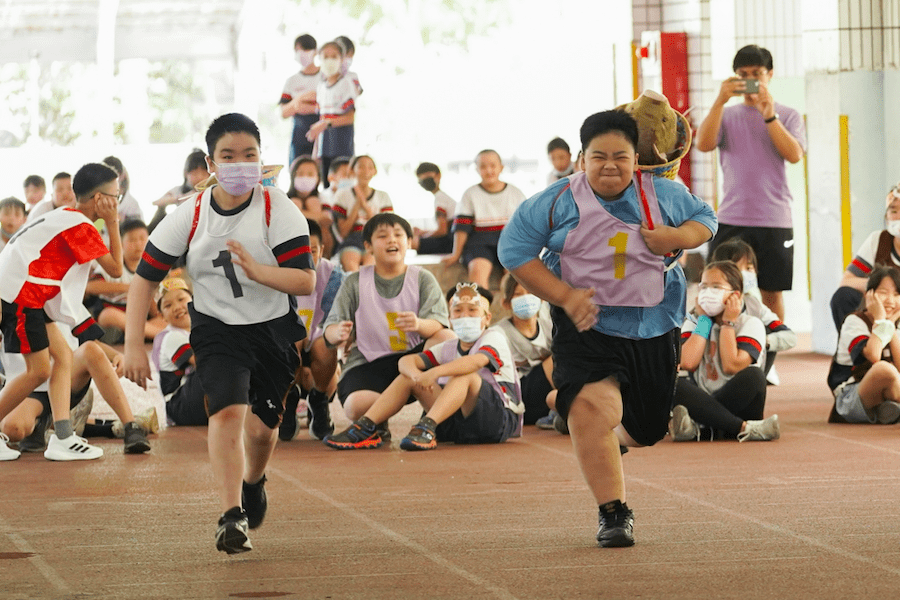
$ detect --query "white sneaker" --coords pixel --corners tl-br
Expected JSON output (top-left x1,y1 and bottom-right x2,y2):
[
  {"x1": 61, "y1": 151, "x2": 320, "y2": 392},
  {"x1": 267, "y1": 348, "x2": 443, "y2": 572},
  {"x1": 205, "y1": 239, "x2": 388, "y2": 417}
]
[
  {"x1": 669, "y1": 405, "x2": 700, "y2": 442},
  {"x1": 875, "y1": 401, "x2": 900, "y2": 424},
  {"x1": 0, "y1": 433, "x2": 21, "y2": 461},
  {"x1": 737, "y1": 414, "x2": 780, "y2": 442},
  {"x1": 44, "y1": 433, "x2": 103, "y2": 461}
]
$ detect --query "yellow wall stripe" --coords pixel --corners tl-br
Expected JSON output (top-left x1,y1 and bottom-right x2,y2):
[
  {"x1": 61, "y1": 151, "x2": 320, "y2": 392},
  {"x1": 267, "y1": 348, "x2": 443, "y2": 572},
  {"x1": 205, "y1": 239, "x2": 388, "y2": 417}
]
[{"x1": 840, "y1": 115, "x2": 852, "y2": 268}]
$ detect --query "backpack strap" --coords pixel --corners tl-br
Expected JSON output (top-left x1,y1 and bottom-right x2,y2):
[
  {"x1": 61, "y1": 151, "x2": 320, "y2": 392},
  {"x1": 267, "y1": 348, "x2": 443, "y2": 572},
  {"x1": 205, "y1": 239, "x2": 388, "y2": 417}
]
[
  {"x1": 186, "y1": 191, "x2": 203, "y2": 246},
  {"x1": 635, "y1": 170, "x2": 655, "y2": 230}
]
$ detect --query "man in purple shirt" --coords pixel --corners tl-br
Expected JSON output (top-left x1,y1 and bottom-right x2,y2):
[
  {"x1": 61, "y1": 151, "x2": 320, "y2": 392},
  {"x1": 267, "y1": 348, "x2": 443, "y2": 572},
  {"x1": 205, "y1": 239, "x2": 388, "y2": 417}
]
[{"x1": 697, "y1": 45, "x2": 806, "y2": 321}]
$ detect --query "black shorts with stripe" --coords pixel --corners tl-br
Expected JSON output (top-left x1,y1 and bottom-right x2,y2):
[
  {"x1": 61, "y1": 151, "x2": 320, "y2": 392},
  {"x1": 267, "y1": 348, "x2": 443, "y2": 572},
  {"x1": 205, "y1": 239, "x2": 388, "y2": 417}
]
[{"x1": 0, "y1": 300, "x2": 50, "y2": 354}]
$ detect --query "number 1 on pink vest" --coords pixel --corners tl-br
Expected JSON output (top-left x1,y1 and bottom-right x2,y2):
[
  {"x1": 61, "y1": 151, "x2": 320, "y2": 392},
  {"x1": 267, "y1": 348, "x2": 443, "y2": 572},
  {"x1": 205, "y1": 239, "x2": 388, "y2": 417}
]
[{"x1": 608, "y1": 232, "x2": 629, "y2": 280}]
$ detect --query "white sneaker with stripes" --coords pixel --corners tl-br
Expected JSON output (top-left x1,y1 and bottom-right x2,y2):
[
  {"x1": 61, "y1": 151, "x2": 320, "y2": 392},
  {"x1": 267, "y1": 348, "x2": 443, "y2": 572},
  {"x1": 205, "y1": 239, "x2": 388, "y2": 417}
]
[
  {"x1": 0, "y1": 433, "x2": 21, "y2": 461},
  {"x1": 44, "y1": 434, "x2": 103, "y2": 461}
]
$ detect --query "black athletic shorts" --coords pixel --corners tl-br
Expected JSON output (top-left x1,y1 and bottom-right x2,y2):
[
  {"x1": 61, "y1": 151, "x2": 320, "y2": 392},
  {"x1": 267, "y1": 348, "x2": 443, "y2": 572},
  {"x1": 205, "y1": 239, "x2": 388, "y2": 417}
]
[
  {"x1": 551, "y1": 305, "x2": 680, "y2": 447},
  {"x1": 337, "y1": 342, "x2": 425, "y2": 404},
  {"x1": 462, "y1": 240, "x2": 502, "y2": 267},
  {"x1": 189, "y1": 306, "x2": 298, "y2": 430},
  {"x1": 520, "y1": 365, "x2": 553, "y2": 425},
  {"x1": 708, "y1": 223, "x2": 794, "y2": 291},
  {"x1": 434, "y1": 379, "x2": 518, "y2": 444},
  {"x1": 31, "y1": 380, "x2": 92, "y2": 417},
  {"x1": 1, "y1": 301, "x2": 50, "y2": 354}
]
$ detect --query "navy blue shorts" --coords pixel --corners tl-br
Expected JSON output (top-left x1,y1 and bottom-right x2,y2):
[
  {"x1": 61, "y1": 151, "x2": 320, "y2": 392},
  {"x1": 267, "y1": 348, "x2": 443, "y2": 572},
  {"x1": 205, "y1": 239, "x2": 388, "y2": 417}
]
[
  {"x1": 462, "y1": 241, "x2": 501, "y2": 267},
  {"x1": 434, "y1": 379, "x2": 518, "y2": 444},
  {"x1": 550, "y1": 305, "x2": 680, "y2": 447}
]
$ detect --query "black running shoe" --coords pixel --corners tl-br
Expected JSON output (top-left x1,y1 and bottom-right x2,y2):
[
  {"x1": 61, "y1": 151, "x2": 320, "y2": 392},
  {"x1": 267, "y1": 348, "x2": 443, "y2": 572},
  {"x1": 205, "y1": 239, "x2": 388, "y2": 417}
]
[
  {"x1": 18, "y1": 412, "x2": 51, "y2": 453},
  {"x1": 242, "y1": 475, "x2": 268, "y2": 530},
  {"x1": 279, "y1": 386, "x2": 302, "y2": 442},
  {"x1": 216, "y1": 507, "x2": 252, "y2": 554},
  {"x1": 123, "y1": 422, "x2": 151, "y2": 454},
  {"x1": 399, "y1": 418, "x2": 437, "y2": 451},
  {"x1": 596, "y1": 500, "x2": 635, "y2": 548},
  {"x1": 307, "y1": 389, "x2": 334, "y2": 441},
  {"x1": 324, "y1": 417, "x2": 383, "y2": 450}
]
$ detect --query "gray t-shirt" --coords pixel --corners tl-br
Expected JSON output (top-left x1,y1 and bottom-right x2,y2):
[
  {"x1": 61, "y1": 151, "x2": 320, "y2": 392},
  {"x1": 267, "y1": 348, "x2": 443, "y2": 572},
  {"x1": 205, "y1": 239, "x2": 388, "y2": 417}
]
[{"x1": 323, "y1": 267, "x2": 450, "y2": 375}]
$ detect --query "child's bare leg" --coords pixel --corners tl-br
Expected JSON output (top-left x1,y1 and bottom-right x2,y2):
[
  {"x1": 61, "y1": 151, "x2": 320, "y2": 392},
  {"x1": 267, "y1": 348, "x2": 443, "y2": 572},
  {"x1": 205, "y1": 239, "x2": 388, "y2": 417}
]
[
  {"x1": 208, "y1": 404, "x2": 247, "y2": 511},
  {"x1": 309, "y1": 338, "x2": 338, "y2": 392},
  {"x1": 541, "y1": 356, "x2": 555, "y2": 387},
  {"x1": 344, "y1": 390, "x2": 381, "y2": 420},
  {"x1": 74, "y1": 341, "x2": 134, "y2": 423},
  {"x1": 467, "y1": 258, "x2": 493, "y2": 289},
  {"x1": 567, "y1": 377, "x2": 627, "y2": 504},
  {"x1": 46, "y1": 325, "x2": 73, "y2": 427},
  {"x1": 98, "y1": 307, "x2": 125, "y2": 330},
  {"x1": 0, "y1": 398, "x2": 44, "y2": 442},
  {"x1": 0, "y1": 350, "x2": 50, "y2": 422},
  {"x1": 243, "y1": 412, "x2": 277, "y2": 485},
  {"x1": 364, "y1": 374, "x2": 424, "y2": 425},
  {"x1": 422, "y1": 373, "x2": 481, "y2": 423},
  {"x1": 858, "y1": 361, "x2": 900, "y2": 408},
  {"x1": 340, "y1": 249, "x2": 362, "y2": 272}
]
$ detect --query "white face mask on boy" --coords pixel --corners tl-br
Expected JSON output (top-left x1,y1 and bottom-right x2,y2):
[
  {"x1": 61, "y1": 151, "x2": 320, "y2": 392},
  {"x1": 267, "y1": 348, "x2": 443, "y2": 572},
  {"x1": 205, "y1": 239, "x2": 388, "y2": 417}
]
[{"x1": 451, "y1": 317, "x2": 484, "y2": 343}]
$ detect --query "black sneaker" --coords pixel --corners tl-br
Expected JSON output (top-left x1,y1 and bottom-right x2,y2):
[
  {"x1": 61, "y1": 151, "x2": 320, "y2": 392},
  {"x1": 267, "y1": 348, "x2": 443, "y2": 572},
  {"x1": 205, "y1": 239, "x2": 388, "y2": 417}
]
[
  {"x1": 123, "y1": 422, "x2": 151, "y2": 454},
  {"x1": 323, "y1": 417, "x2": 383, "y2": 450},
  {"x1": 399, "y1": 417, "x2": 437, "y2": 451},
  {"x1": 596, "y1": 500, "x2": 635, "y2": 548},
  {"x1": 215, "y1": 507, "x2": 252, "y2": 554},
  {"x1": 279, "y1": 385, "x2": 302, "y2": 442},
  {"x1": 307, "y1": 389, "x2": 334, "y2": 441},
  {"x1": 242, "y1": 475, "x2": 268, "y2": 530},
  {"x1": 18, "y1": 412, "x2": 52, "y2": 452}
]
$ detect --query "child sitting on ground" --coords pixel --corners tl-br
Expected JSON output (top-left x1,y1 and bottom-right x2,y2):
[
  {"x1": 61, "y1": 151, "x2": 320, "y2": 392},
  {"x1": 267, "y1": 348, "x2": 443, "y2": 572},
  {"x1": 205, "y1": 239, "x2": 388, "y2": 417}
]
[
  {"x1": 411, "y1": 162, "x2": 456, "y2": 255},
  {"x1": 280, "y1": 219, "x2": 344, "y2": 441},
  {"x1": 325, "y1": 283, "x2": 523, "y2": 450},
  {"x1": 87, "y1": 219, "x2": 167, "y2": 343},
  {"x1": 493, "y1": 273, "x2": 556, "y2": 426},
  {"x1": 320, "y1": 213, "x2": 453, "y2": 436},
  {"x1": 0, "y1": 321, "x2": 151, "y2": 459},
  {"x1": 710, "y1": 239, "x2": 796, "y2": 382},
  {"x1": 827, "y1": 266, "x2": 900, "y2": 424},
  {"x1": 151, "y1": 278, "x2": 206, "y2": 426},
  {"x1": 671, "y1": 261, "x2": 779, "y2": 442},
  {"x1": 0, "y1": 162, "x2": 124, "y2": 461},
  {"x1": 443, "y1": 150, "x2": 525, "y2": 289},
  {"x1": 0, "y1": 196, "x2": 27, "y2": 252}
]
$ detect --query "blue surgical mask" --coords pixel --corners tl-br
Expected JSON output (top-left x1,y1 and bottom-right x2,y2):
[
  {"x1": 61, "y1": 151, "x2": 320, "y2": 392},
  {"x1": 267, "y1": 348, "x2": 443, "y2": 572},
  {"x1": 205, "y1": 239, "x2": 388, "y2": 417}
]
[
  {"x1": 511, "y1": 294, "x2": 541, "y2": 319},
  {"x1": 451, "y1": 317, "x2": 484, "y2": 343}
]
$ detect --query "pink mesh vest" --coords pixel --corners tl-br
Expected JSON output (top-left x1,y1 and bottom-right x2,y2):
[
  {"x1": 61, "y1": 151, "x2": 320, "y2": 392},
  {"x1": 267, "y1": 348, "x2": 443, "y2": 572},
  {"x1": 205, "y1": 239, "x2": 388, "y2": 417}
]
[
  {"x1": 559, "y1": 171, "x2": 665, "y2": 307},
  {"x1": 355, "y1": 265, "x2": 422, "y2": 361},
  {"x1": 295, "y1": 258, "x2": 336, "y2": 341}
]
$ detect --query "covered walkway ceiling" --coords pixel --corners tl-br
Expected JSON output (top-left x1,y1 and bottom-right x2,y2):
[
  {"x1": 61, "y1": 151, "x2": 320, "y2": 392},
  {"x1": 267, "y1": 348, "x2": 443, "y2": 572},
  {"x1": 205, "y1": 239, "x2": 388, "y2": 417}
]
[{"x1": 0, "y1": 0, "x2": 247, "y2": 63}]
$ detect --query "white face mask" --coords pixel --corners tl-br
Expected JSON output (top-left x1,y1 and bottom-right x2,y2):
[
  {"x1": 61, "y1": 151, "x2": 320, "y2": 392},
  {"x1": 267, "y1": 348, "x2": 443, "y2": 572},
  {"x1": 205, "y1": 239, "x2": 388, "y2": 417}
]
[
  {"x1": 741, "y1": 270, "x2": 758, "y2": 293},
  {"x1": 214, "y1": 161, "x2": 261, "y2": 197},
  {"x1": 295, "y1": 49, "x2": 315, "y2": 67},
  {"x1": 293, "y1": 176, "x2": 318, "y2": 193},
  {"x1": 697, "y1": 288, "x2": 727, "y2": 317},
  {"x1": 320, "y1": 57, "x2": 341, "y2": 77},
  {"x1": 335, "y1": 179, "x2": 354, "y2": 190},
  {"x1": 511, "y1": 294, "x2": 541, "y2": 319},
  {"x1": 887, "y1": 220, "x2": 900, "y2": 238},
  {"x1": 451, "y1": 317, "x2": 484, "y2": 343}
]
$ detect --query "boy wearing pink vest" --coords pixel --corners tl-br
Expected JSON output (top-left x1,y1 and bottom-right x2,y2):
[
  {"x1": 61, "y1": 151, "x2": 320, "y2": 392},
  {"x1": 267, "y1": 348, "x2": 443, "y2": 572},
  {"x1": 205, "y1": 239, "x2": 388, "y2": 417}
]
[
  {"x1": 498, "y1": 110, "x2": 717, "y2": 548},
  {"x1": 325, "y1": 283, "x2": 523, "y2": 450},
  {"x1": 321, "y1": 213, "x2": 453, "y2": 434}
]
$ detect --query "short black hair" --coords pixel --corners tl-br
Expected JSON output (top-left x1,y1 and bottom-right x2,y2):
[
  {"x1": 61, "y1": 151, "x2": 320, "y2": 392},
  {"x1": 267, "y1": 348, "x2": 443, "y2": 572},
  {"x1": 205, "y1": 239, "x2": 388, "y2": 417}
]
[
  {"x1": 320, "y1": 41, "x2": 344, "y2": 56},
  {"x1": 362, "y1": 213, "x2": 413, "y2": 244},
  {"x1": 72, "y1": 163, "x2": 119, "y2": 201},
  {"x1": 329, "y1": 157, "x2": 351, "y2": 175},
  {"x1": 23, "y1": 175, "x2": 45, "y2": 189},
  {"x1": 444, "y1": 283, "x2": 494, "y2": 306},
  {"x1": 102, "y1": 155, "x2": 124, "y2": 175},
  {"x1": 335, "y1": 35, "x2": 355, "y2": 55},
  {"x1": 120, "y1": 219, "x2": 148, "y2": 237},
  {"x1": 287, "y1": 155, "x2": 320, "y2": 198},
  {"x1": 306, "y1": 218, "x2": 322, "y2": 242},
  {"x1": 733, "y1": 44, "x2": 773, "y2": 72},
  {"x1": 294, "y1": 34, "x2": 316, "y2": 50},
  {"x1": 183, "y1": 148, "x2": 207, "y2": 174},
  {"x1": 704, "y1": 260, "x2": 744, "y2": 294},
  {"x1": 205, "y1": 113, "x2": 261, "y2": 158},
  {"x1": 547, "y1": 137, "x2": 570, "y2": 154},
  {"x1": 580, "y1": 110, "x2": 639, "y2": 152},
  {"x1": 475, "y1": 149, "x2": 501, "y2": 164},
  {"x1": 0, "y1": 197, "x2": 26, "y2": 214},
  {"x1": 710, "y1": 239, "x2": 758, "y2": 271},
  {"x1": 350, "y1": 155, "x2": 375, "y2": 171},
  {"x1": 51, "y1": 172, "x2": 71, "y2": 185},
  {"x1": 867, "y1": 266, "x2": 900, "y2": 295},
  {"x1": 416, "y1": 162, "x2": 441, "y2": 176}
]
